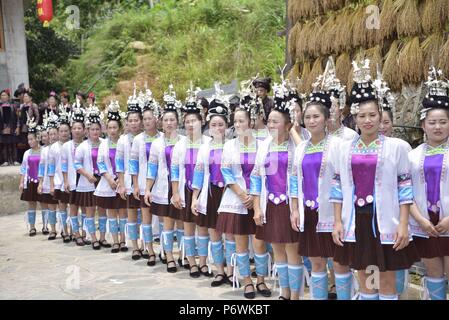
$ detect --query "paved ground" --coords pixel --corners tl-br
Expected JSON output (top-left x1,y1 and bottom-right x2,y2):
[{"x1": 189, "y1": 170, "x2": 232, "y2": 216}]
[
  {"x1": 0, "y1": 212, "x2": 280, "y2": 300},
  {"x1": 0, "y1": 212, "x2": 430, "y2": 300}
]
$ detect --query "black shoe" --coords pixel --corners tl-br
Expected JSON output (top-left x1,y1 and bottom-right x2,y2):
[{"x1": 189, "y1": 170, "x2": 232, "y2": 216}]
[
  {"x1": 249, "y1": 257, "x2": 255, "y2": 264},
  {"x1": 141, "y1": 249, "x2": 150, "y2": 259},
  {"x1": 99, "y1": 240, "x2": 112, "y2": 248},
  {"x1": 119, "y1": 242, "x2": 128, "y2": 252},
  {"x1": 75, "y1": 237, "x2": 85, "y2": 246},
  {"x1": 147, "y1": 254, "x2": 156, "y2": 267},
  {"x1": 189, "y1": 265, "x2": 201, "y2": 278},
  {"x1": 29, "y1": 228, "x2": 37, "y2": 237},
  {"x1": 42, "y1": 227, "x2": 49, "y2": 235},
  {"x1": 256, "y1": 282, "x2": 272, "y2": 297},
  {"x1": 153, "y1": 237, "x2": 160, "y2": 244},
  {"x1": 159, "y1": 252, "x2": 167, "y2": 264},
  {"x1": 244, "y1": 283, "x2": 256, "y2": 299},
  {"x1": 226, "y1": 274, "x2": 238, "y2": 287},
  {"x1": 82, "y1": 237, "x2": 91, "y2": 245},
  {"x1": 178, "y1": 257, "x2": 190, "y2": 269},
  {"x1": 200, "y1": 265, "x2": 214, "y2": 277},
  {"x1": 211, "y1": 274, "x2": 228, "y2": 287},
  {"x1": 167, "y1": 260, "x2": 177, "y2": 273},
  {"x1": 132, "y1": 249, "x2": 142, "y2": 260},
  {"x1": 62, "y1": 234, "x2": 71, "y2": 243},
  {"x1": 251, "y1": 270, "x2": 257, "y2": 278},
  {"x1": 111, "y1": 243, "x2": 120, "y2": 253},
  {"x1": 279, "y1": 296, "x2": 290, "y2": 300},
  {"x1": 92, "y1": 241, "x2": 101, "y2": 250},
  {"x1": 328, "y1": 285, "x2": 337, "y2": 300},
  {"x1": 48, "y1": 232, "x2": 57, "y2": 241}
]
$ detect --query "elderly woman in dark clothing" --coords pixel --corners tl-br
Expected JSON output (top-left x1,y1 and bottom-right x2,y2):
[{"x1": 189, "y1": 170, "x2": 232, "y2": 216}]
[
  {"x1": 17, "y1": 91, "x2": 40, "y2": 163},
  {"x1": 0, "y1": 89, "x2": 19, "y2": 166}
]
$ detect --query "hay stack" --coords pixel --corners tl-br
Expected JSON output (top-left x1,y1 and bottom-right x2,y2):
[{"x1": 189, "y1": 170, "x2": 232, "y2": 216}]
[{"x1": 398, "y1": 37, "x2": 424, "y2": 85}]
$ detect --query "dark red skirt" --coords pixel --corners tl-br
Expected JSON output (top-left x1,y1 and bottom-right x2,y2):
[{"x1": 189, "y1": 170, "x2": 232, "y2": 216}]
[
  {"x1": 256, "y1": 201, "x2": 298, "y2": 244},
  {"x1": 39, "y1": 193, "x2": 59, "y2": 205},
  {"x1": 54, "y1": 189, "x2": 70, "y2": 204},
  {"x1": 71, "y1": 191, "x2": 96, "y2": 207},
  {"x1": 180, "y1": 186, "x2": 197, "y2": 223},
  {"x1": 333, "y1": 206, "x2": 420, "y2": 272},
  {"x1": 197, "y1": 184, "x2": 223, "y2": 228},
  {"x1": 298, "y1": 207, "x2": 335, "y2": 258},
  {"x1": 413, "y1": 211, "x2": 449, "y2": 258},
  {"x1": 127, "y1": 195, "x2": 141, "y2": 209},
  {"x1": 139, "y1": 195, "x2": 150, "y2": 208},
  {"x1": 216, "y1": 209, "x2": 256, "y2": 235},
  {"x1": 151, "y1": 186, "x2": 181, "y2": 219},
  {"x1": 96, "y1": 194, "x2": 127, "y2": 210},
  {"x1": 20, "y1": 181, "x2": 41, "y2": 202}
]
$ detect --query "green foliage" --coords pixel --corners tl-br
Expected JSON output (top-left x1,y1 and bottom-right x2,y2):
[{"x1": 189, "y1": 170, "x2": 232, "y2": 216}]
[{"x1": 27, "y1": 0, "x2": 285, "y2": 104}]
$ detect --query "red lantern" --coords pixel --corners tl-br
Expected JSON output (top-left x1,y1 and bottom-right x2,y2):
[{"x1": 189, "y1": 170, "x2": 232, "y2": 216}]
[{"x1": 37, "y1": 0, "x2": 53, "y2": 27}]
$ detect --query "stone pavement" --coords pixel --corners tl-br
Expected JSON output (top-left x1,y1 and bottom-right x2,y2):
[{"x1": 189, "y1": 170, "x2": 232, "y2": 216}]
[
  {"x1": 0, "y1": 212, "x2": 429, "y2": 300},
  {"x1": 0, "y1": 212, "x2": 279, "y2": 300}
]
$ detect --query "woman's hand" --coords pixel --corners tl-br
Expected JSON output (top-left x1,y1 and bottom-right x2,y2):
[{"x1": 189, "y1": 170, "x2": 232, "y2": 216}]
[
  {"x1": 332, "y1": 220, "x2": 345, "y2": 247},
  {"x1": 290, "y1": 209, "x2": 300, "y2": 232},
  {"x1": 87, "y1": 174, "x2": 97, "y2": 184},
  {"x1": 118, "y1": 184, "x2": 127, "y2": 200},
  {"x1": 253, "y1": 209, "x2": 264, "y2": 227},
  {"x1": 108, "y1": 177, "x2": 118, "y2": 191},
  {"x1": 19, "y1": 182, "x2": 24, "y2": 193},
  {"x1": 435, "y1": 216, "x2": 449, "y2": 235},
  {"x1": 133, "y1": 185, "x2": 140, "y2": 201},
  {"x1": 416, "y1": 216, "x2": 439, "y2": 237},
  {"x1": 144, "y1": 190, "x2": 152, "y2": 207},
  {"x1": 191, "y1": 198, "x2": 199, "y2": 216},
  {"x1": 393, "y1": 222, "x2": 410, "y2": 251},
  {"x1": 37, "y1": 183, "x2": 43, "y2": 195},
  {"x1": 171, "y1": 192, "x2": 182, "y2": 210}
]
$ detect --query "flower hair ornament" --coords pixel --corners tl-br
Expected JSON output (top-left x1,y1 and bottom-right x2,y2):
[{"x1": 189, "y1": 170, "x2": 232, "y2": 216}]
[
  {"x1": 127, "y1": 82, "x2": 142, "y2": 115},
  {"x1": 349, "y1": 59, "x2": 379, "y2": 115},
  {"x1": 85, "y1": 105, "x2": 102, "y2": 127},
  {"x1": 419, "y1": 66, "x2": 449, "y2": 121},
  {"x1": 162, "y1": 84, "x2": 183, "y2": 120},
  {"x1": 26, "y1": 113, "x2": 38, "y2": 134},
  {"x1": 207, "y1": 81, "x2": 230, "y2": 123},
  {"x1": 373, "y1": 64, "x2": 396, "y2": 116},
  {"x1": 142, "y1": 82, "x2": 161, "y2": 118},
  {"x1": 239, "y1": 77, "x2": 264, "y2": 122}
]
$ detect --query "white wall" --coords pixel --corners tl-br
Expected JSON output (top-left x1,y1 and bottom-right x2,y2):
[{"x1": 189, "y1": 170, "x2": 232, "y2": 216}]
[{"x1": 0, "y1": 0, "x2": 29, "y2": 92}]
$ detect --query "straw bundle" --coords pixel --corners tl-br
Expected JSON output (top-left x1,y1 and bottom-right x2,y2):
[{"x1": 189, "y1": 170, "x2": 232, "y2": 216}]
[
  {"x1": 438, "y1": 37, "x2": 449, "y2": 76},
  {"x1": 352, "y1": 6, "x2": 369, "y2": 48},
  {"x1": 398, "y1": 37, "x2": 424, "y2": 85},
  {"x1": 288, "y1": 22, "x2": 301, "y2": 62},
  {"x1": 334, "y1": 8, "x2": 354, "y2": 53},
  {"x1": 296, "y1": 22, "x2": 314, "y2": 61},
  {"x1": 305, "y1": 57, "x2": 324, "y2": 94},
  {"x1": 383, "y1": 40, "x2": 401, "y2": 92},
  {"x1": 336, "y1": 52, "x2": 352, "y2": 89},
  {"x1": 422, "y1": 0, "x2": 448, "y2": 35},
  {"x1": 421, "y1": 33, "x2": 444, "y2": 74},
  {"x1": 395, "y1": 0, "x2": 421, "y2": 38},
  {"x1": 377, "y1": 0, "x2": 398, "y2": 42},
  {"x1": 322, "y1": 0, "x2": 346, "y2": 12},
  {"x1": 319, "y1": 15, "x2": 337, "y2": 56},
  {"x1": 298, "y1": 60, "x2": 311, "y2": 93},
  {"x1": 365, "y1": 45, "x2": 383, "y2": 79}
]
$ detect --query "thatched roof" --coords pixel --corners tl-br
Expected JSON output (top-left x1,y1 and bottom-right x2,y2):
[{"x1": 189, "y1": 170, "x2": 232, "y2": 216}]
[{"x1": 287, "y1": 0, "x2": 449, "y2": 94}]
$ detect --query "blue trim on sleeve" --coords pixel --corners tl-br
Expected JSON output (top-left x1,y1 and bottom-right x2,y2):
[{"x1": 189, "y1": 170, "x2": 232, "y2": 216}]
[
  {"x1": 221, "y1": 167, "x2": 236, "y2": 186},
  {"x1": 129, "y1": 159, "x2": 139, "y2": 175},
  {"x1": 47, "y1": 164, "x2": 56, "y2": 176},
  {"x1": 289, "y1": 175, "x2": 298, "y2": 198},
  {"x1": 116, "y1": 158, "x2": 125, "y2": 173},
  {"x1": 398, "y1": 186, "x2": 413, "y2": 204},
  {"x1": 170, "y1": 164, "x2": 180, "y2": 181},
  {"x1": 192, "y1": 169, "x2": 205, "y2": 190},
  {"x1": 147, "y1": 162, "x2": 158, "y2": 180},
  {"x1": 74, "y1": 162, "x2": 83, "y2": 171},
  {"x1": 61, "y1": 163, "x2": 68, "y2": 173},
  {"x1": 329, "y1": 174, "x2": 343, "y2": 203},
  {"x1": 98, "y1": 161, "x2": 107, "y2": 174},
  {"x1": 249, "y1": 175, "x2": 262, "y2": 195},
  {"x1": 38, "y1": 163, "x2": 45, "y2": 177}
]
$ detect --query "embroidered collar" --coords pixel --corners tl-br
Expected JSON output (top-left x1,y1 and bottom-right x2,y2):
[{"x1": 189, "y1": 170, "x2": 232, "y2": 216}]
[
  {"x1": 354, "y1": 136, "x2": 381, "y2": 154},
  {"x1": 426, "y1": 142, "x2": 449, "y2": 156}
]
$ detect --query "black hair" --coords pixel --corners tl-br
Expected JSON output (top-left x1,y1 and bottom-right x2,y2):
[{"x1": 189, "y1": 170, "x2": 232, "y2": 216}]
[
  {"x1": 208, "y1": 114, "x2": 228, "y2": 125},
  {"x1": 126, "y1": 111, "x2": 143, "y2": 120},
  {"x1": 107, "y1": 119, "x2": 122, "y2": 129},
  {"x1": 184, "y1": 112, "x2": 202, "y2": 123},
  {"x1": 382, "y1": 109, "x2": 393, "y2": 123},
  {"x1": 421, "y1": 107, "x2": 449, "y2": 123},
  {"x1": 303, "y1": 102, "x2": 330, "y2": 121},
  {"x1": 162, "y1": 110, "x2": 179, "y2": 123}
]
